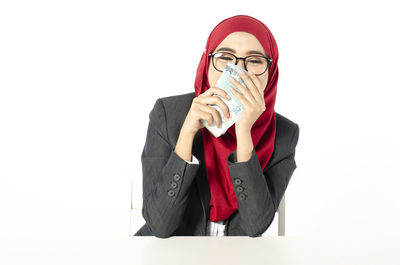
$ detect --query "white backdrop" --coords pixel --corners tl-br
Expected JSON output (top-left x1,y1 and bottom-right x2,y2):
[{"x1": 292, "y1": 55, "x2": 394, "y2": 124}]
[{"x1": 1, "y1": 0, "x2": 399, "y2": 236}]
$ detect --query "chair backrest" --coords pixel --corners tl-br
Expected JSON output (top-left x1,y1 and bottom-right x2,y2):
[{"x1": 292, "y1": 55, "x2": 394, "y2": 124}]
[{"x1": 277, "y1": 194, "x2": 286, "y2": 236}]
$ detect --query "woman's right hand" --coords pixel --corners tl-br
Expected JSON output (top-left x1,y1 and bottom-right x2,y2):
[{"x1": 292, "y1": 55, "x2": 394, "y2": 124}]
[{"x1": 182, "y1": 87, "x2": 232, "y2": 135}]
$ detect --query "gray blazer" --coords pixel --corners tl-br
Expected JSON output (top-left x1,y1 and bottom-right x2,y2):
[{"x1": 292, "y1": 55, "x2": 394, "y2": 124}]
[{"x1": 134, "y1": 92, "x2": 300, "y2": 238}]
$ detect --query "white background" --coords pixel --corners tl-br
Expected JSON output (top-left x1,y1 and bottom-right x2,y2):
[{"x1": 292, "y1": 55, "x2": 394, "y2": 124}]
[{"x1": 1, "y1": 0, "x2": 399, "y2": 236}]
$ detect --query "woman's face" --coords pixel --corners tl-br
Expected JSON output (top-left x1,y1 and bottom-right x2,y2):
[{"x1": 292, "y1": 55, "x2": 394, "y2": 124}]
[{"x1": 208, "y1": 31, "x2": 269, "y2": 92}]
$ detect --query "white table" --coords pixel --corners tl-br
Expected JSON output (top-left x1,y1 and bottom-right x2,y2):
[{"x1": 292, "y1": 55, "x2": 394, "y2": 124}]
[{"x1": 1, "y1": 235, "x2": 399, "y2": 265}]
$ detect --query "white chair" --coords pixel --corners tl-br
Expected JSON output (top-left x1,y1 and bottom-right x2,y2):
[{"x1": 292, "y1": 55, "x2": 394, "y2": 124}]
[{"x1": 277, "y1": 194, "x2": 285, "y2": 236}]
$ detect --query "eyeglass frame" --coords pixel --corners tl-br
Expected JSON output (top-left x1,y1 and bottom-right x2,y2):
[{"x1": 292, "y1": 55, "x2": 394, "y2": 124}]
[{"x1": 208, "y1": 51, "x2": 272, "y2": 76}]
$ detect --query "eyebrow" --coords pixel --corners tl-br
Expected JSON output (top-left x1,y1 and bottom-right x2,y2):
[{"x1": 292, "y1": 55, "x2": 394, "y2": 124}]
[{"x1": 216, "y1": 47, "x2": 266, "y2": 57}]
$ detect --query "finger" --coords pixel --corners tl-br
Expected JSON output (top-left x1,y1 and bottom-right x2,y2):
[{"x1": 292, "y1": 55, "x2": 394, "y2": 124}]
[
  {"x1": 228, "y1": 85, "x2": 249, "y2": 109},
  {"x1": 198, "y1": 87, "x2": 231, "y2": 101},
  {"x1": 238, "y1": 71, "x2": 263, "y2": 106},
  {"x1": 196, "y1": 95, "x2": 230, "y2": 119},
  {"x1": 239, "y1": 70, "x2": 257, "y2": 89},
  {"x1": 229, "y1": 77, "x2": 252, "y2": 105},
  {"x1": 195, "y1": 108, "x2": 214, "y2": 127},
  {"x1": 198, "y1": 104, "x2": 223, "y2": 128},
  {"x1": 248, "y1": 71, "x2": 264, "y2": 95}
]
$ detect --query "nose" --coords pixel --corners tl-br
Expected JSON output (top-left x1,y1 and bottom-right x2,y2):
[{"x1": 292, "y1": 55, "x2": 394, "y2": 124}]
[{"x1": 236, "y1": 58, "x2": 246, "y2": 70}]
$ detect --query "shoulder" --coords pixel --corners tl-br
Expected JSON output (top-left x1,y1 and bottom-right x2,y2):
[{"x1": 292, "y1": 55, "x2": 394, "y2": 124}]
[
  {"x1": 149, "y1": 92, "x2": 194, "y2": 125},
  {"x1": 159, "y1": 91, "x2": 195, "y2": 114},
  {"x1": 149, "y1": 92, "x2": 195, "y2": 144},
  {"x1": 267, "y1": 112, "x2": 300, "y2": 169},
  {"x1": 275, "y1": 112, "x2": 300, "y2": 152},
  {"x1": 160, "y1": 91, "x2": 195, "y2": 123}
]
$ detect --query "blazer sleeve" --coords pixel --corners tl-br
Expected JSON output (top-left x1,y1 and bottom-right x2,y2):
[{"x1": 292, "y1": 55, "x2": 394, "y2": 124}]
[
  {"x1": 226, "y1": 123, "x2": 300, "y2": 237},
  {"x1": 140, "y1": 98, "x2": 201, "y2": 238}
]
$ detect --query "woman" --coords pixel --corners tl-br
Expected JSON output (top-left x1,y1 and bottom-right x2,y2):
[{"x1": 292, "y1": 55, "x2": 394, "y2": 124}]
[{"x1": 134, "y1": 14, "x2": 299, "y2": 238}]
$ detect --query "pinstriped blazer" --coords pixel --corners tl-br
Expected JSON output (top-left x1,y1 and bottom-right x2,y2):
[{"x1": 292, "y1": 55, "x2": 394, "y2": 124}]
[{"x1": 134, "y1": 92, "x2": 300, "y2": 238}]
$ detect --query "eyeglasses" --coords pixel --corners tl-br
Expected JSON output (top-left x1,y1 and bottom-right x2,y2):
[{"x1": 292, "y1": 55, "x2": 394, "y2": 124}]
[{"x1": 208, "y1": 51, "x2": 272, "y2": 76}]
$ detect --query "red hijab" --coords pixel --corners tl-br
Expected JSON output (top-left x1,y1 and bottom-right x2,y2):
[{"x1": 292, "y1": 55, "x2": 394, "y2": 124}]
[{"x1": 194, "y1": 15, "x2": 279, "y2": 222}]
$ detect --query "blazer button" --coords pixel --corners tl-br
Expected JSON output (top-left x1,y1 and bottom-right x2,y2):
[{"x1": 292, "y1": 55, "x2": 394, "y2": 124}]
[
  {"x1": 168, "y1": 190, "x2": 175, "y2": 197},
  {"x1": 239, "y1": 193, "x2": 247, "y2": 200},
  {"x1": 173, "y1": 173, "x2": 181, "y2": 181},
  {"x1": 170, "y1": 181, "x2": 178, "y2": 189},
  {"x1": 234, "y1": 178, "x2": 242, "y2": 185},
  {"x1": 236, "y1": 186, "x2": 244, "y2": 193}
]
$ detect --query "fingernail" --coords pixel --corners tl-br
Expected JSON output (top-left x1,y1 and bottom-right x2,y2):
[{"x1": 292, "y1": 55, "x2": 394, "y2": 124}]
[{"x1": 226, "y1": 94, "x2": 231, "y2": 100}]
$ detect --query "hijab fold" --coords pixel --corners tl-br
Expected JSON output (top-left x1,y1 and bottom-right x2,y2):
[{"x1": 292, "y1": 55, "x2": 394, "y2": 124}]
[{"x1": 194, "y1": 15, "x2": 279, "y2": 222}]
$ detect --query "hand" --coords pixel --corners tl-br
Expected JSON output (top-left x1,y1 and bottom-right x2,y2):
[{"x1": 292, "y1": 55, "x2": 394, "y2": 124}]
[
  {"x1": 181, "y1": 87, "x2": 232, "y2": 136},
  {"x1": 228, "y1": 70, "x2": 266, "y2": 132}
]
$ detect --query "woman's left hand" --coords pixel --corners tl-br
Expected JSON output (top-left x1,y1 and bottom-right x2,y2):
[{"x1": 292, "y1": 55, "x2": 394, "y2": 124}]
[{"x1": 229, "y1": 70, "x2": 266, "y2": 132}]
